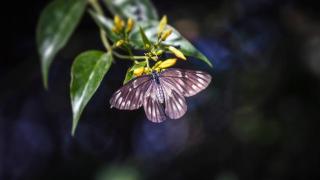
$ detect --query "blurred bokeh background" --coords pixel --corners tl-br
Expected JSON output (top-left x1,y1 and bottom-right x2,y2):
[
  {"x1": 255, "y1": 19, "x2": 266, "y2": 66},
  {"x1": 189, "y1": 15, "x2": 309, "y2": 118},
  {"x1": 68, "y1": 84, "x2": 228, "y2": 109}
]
[{"x1": 2, "y1": 0, "x2": 320, "y2": 179}]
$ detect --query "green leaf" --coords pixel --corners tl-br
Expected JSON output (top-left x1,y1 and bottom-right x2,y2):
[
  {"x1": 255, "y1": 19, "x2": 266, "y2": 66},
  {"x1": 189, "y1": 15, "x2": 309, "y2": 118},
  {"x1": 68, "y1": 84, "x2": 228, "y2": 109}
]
[
  {"x1": 88, "y1": 10, "x2": 119, "y2": 42},
  {"x1": 123, "y1": 68, "x2": 134, "y2": 85},
  {"x1": 123, "y1": 61, "x2": 146, "y2": 84},
  {"x1": 37, "y1": 0, "x2": 87, "y2": 88},
  {"x1": 89, "y1": 13, "x2": 212, "y2": 67},
  {"x1": 139, "y1": 27, "x2": 152, "y2": 49},
  {"x1": 103, "y1": 0, "x2": 158, "y2": 22},
  {"x1": 70, "y1": 51, "x2": 113, "y2": 136},
  {"x1": 130, "y1": 22, "x2": 213, "y2": 67}
]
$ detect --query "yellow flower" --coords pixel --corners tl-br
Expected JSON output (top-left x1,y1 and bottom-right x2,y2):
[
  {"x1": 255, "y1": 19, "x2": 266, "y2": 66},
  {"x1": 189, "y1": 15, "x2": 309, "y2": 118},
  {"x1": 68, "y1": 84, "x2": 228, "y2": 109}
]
[
  {"x1": 115, "y1": 39, "x2": 125, "y2": 47},
  {"x1": 150, "y1": 56, "x2": 158, "y2": 61},
  {"x1": 126, "y1": 18, "x2": 134, "y2": 33},
  {"x1": 153, "y1": 60, "x2": 163, "y2": 68},
  {"x1": 133, "y1": 66, "x2": 145, "y2": 76},
  {"x1": 155, "y1": 50, "x2": 164, "y2": 55},
  {"x1": 160, "y1": 28, "x2": 173, "y2": 41},
  {"x1": 158, "y1": 58, "x2": 177, "y2": 69},
  {"x1": 158, "y1": 15, "x2": 167, "y2": 37},
  {"x1": 144, "y1": 67, "x2": 152, "y2": 74},
  {"x1": 168, "y1": 46, "x2": 186, "y2": 60},
  {"x1": 154, "y1": 67, "x2": 160, "y2": 72},
  {"x1": 145, "y1": 44, "x2": 151, "y2": 49},
  {"x1": 113, "y1": 15, "x2": 124, "y2": 33}
]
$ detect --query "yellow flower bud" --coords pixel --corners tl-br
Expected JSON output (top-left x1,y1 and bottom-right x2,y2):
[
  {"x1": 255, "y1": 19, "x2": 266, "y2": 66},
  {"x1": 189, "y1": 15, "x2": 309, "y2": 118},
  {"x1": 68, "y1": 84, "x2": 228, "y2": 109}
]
[
  {"x1": 160, "y1": 29, "x2": 173, "y2": 41},
  {"x1": 154, "y1": 67, "x2": 160, "y2": 72},
  {"x1": 115, "y1": 40, "x2": 125, "y2": 47},
  {"x1": 113, "y1": 15, "x2": 124, "y2": 33},
  {"x1": 158, "y1": 58, "x2": 177, "y2": 69},
  {"x1": 126, "y1": 18, "x2": 134, "y2": 33},
  {"x1": 144, "y1": 67, "x2": 152, "y2": 74},
  {"x1": 133, "y1": 66, "x2": 145, "y2": 76},
  {"x1": 155, "y1": 50, "x2": 164, "y2": 55},
  {"x1": 153, "y1": 60, "x2": 163, "y2": 68},
  {"x1": 158, "y1": 15, "x2": 167, "y2": 37},
  {"x1": 111, "y1": 27, "x2": 117, "y2": 33},
  {"x1": 168, "y1": 46, "x2": 186, "y2": 60},
  {"x1": 150, "y1": 56, "x2": 158, "y2": 61}
]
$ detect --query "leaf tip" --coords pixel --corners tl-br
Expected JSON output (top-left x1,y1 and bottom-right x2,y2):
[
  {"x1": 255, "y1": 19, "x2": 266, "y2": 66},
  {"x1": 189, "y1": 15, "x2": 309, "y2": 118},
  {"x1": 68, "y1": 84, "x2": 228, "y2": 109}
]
[
  {"x1": 71, "y1": 118, "x2": 78, "y2": 136},
  {"x1": 41, "y1": 63, "x2": 49, "y2": 90},
  {"x1": 43, "y1": 77, "x2": 49, "y2": 90}
]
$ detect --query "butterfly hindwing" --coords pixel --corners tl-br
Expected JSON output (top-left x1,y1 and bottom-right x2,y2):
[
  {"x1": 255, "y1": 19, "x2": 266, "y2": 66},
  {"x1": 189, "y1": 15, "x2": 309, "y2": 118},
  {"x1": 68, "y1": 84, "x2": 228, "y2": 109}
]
[
  {"x1": 143, "y1": 81, "x2": 167, "y2": 122},
  {"x1": 160, "y1": 78, "x2": 187, "y2": 119},
  {"x1": 110, "y1": 75, "x2": 152, "y2": 110},
  {"x1": 160, "y1": 68, "x2": 212, "y2": 97}
]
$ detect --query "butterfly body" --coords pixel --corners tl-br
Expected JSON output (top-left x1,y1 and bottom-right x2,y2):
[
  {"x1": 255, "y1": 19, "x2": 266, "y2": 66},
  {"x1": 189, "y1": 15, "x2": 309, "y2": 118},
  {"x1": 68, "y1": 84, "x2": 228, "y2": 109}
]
[
  {"x1": 151, "y1": 70, "x2": 161, "y2": 84},
  {"x1": 110, "y1": 68, "x2": 212, "y2": 122},
  {"x1": 151, "y1": 71, "x2": 165, "y2": 104}
]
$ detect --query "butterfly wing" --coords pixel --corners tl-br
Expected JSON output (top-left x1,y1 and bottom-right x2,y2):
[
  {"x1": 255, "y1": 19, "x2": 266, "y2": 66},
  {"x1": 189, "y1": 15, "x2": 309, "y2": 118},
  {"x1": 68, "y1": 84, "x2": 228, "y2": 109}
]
[
  {"x1": 143, "y1": 81, "x2": 167, "y2": 123},
  {"x1": 110, "y1": 75, "x2": 152, "y2": 110},
  {"x1": 160, "y1": 78, "x2": 187, "y2": 119},
  {"x1": 110, "y1": 68, "x2": 211, "y2": 121},
  {"x1": 160, "y1": 68, "x2": 212, "y2": 97}
]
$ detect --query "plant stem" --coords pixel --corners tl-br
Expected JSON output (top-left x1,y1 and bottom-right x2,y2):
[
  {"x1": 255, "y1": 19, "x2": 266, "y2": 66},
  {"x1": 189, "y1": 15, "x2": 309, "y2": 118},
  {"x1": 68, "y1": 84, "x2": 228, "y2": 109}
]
[
  {"x1": 100, "y1": 30, "x2": 112, "y2": 51},
  {"x1": 88, "y1": 0, "x2": 112, "y2": 52},
  {"x1": 146, "y1": 57, "x2": 150, "y2": 69},
  {"x1": 113, "y1": 51, "x2": 147, "y2": 60},
  {"x1": 88, "y1": 0, "x2": 145, "y2": 62},
  {"x1": 88, "y1": 0, "x2": 103, "y2": 14}
]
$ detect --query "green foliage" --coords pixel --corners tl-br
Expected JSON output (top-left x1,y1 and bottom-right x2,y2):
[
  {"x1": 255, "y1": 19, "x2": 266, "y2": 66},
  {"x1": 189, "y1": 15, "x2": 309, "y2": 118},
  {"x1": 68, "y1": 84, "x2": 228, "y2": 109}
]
[
  {"x1": 36, "y1": 0, "x2": 212, "y2": 135},
  {"x1": 36, "y1": 0, "x2": 87, "y2": 88},
  {"x1": 139, "y1": 26, "x2": 152, "y2": 49},
  {"x1": 130, "y1": 22, "x2": 212, "y2": 67},
  {"x1": 88, "y1": 10, "x2": 119, "y2": 41},
  {"x1": 91, "y1": 16, "x2": 212, "y2": 67},
  {"x1": 103, "y1": 0, "x2": 158, "y2": 22},
  {"x1": 123, "y1": 61, "x2": 147, "y2": 84},
  {"x1": 70, "y1": 51, "x2": 113, "y2": 135}
]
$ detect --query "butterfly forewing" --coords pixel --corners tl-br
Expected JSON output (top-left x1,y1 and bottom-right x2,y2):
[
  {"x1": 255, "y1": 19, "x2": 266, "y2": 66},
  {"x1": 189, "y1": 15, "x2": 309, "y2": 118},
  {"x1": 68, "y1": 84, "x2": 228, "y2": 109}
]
[
  {"x1": 160, "y1": 68, "x2": 212, "y2": 97},
  {"x1": 110, "y1": 75, "x2": 152, "y2": 110},
  {"x1": 143, "y1": 81, "x2": 167, "y2": 122}
]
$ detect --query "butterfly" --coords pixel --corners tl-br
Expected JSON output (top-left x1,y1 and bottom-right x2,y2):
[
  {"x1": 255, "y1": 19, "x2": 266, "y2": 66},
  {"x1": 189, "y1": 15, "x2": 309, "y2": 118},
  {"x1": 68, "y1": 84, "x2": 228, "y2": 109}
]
[{"x1": 110, "y1": 68, "x2": 212, "y2": 122}]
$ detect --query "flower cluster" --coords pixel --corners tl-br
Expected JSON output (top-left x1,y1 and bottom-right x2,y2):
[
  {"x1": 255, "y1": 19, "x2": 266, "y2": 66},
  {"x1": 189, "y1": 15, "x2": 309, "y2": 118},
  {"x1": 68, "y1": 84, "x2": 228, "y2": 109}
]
[
  {"x1": 111, "y1": 15, "x2": 134, "y2": 48},
  {"x1": 110, "y1": 15, "x2": 187, "y2": 82}
]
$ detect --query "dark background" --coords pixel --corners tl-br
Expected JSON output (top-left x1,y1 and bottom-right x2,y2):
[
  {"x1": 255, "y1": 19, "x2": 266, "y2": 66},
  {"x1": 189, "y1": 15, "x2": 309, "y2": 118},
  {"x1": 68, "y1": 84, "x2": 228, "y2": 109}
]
[{"x1": 1, "y1": 0, "x2": 320, "y2": 180}]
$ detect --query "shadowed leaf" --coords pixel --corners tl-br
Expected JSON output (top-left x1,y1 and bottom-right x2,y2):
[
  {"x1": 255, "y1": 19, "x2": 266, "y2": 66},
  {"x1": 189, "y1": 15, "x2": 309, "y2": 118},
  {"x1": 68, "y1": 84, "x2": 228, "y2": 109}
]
[
  {"x1": 130, "y1": 22, "x2": 213, "y2": 67},
  {"x1": 103, "y1": 0, "x2": 158, "y2": 22},
  {"x1": 36, "y1": 0, "x2": 87, "y2": 88}
]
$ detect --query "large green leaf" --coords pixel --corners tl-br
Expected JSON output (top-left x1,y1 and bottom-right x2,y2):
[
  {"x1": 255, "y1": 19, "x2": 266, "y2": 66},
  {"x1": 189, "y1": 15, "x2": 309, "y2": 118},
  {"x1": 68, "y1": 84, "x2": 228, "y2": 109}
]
[
  {"x1": 36, "y1": 0, "x2": 87, "y2": 88},
  {"x1": 70, "y1": 51, "x2": 113, "y2": 136},
  {"x1": 103, "y1": 0, "x2": 158, "y2": 22},
  {"x1": 130, "y1": 22, "x2": 213, "y2": 67}
]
